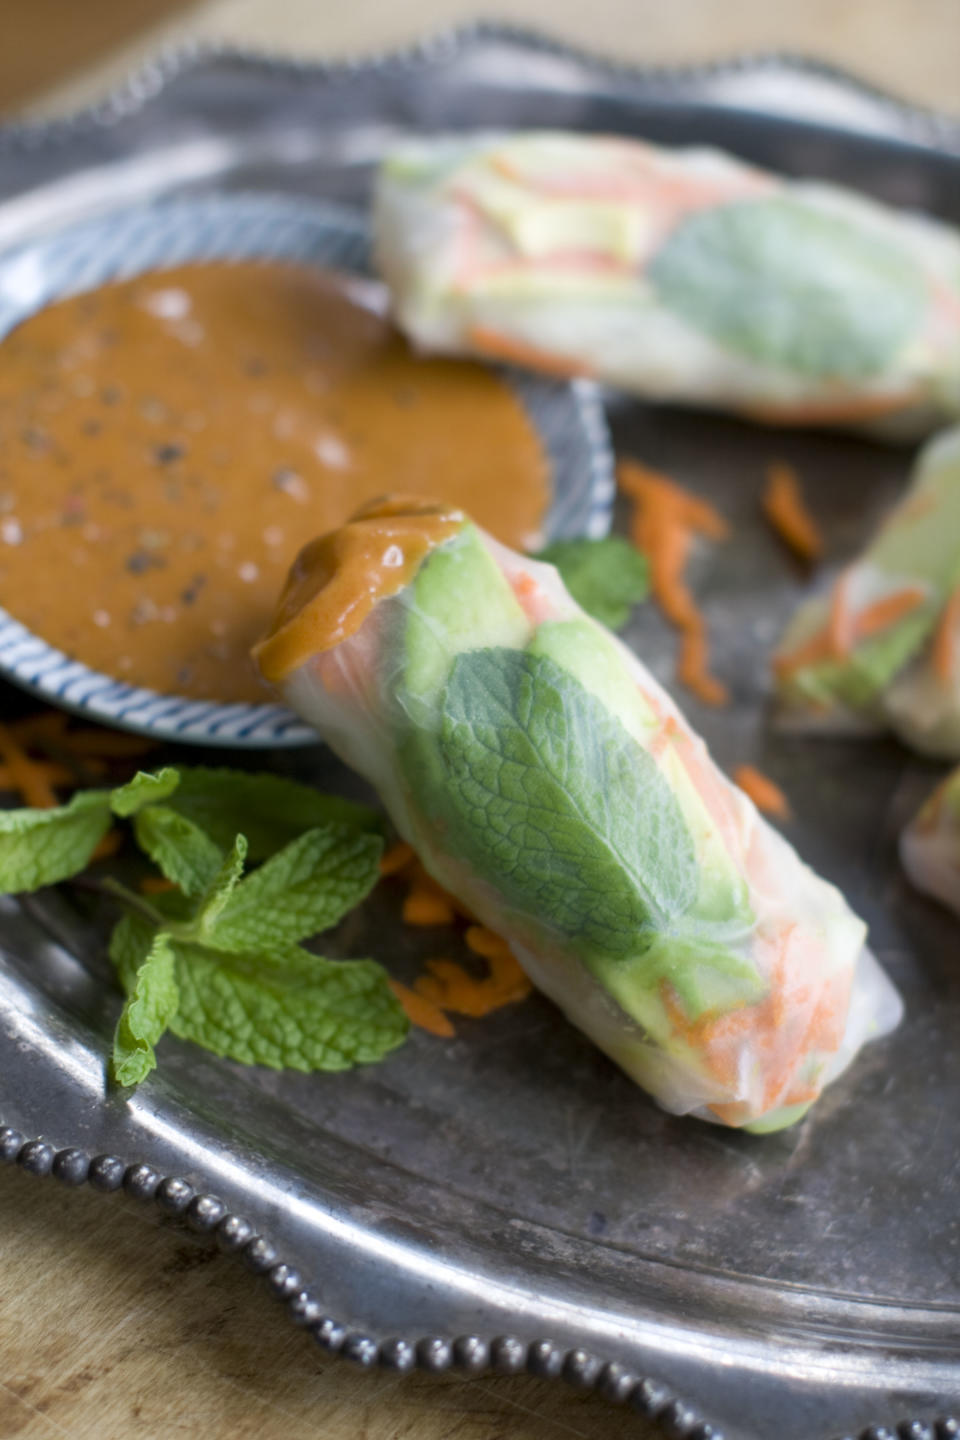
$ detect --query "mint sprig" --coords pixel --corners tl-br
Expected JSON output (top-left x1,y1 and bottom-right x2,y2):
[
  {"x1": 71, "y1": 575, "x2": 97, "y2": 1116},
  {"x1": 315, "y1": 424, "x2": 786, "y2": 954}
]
[
  {"x1": 0, "y1": 763, "x2": 406, "y2": 1088},
  {"x1": 110, "y1": 930, "x2": 179, "y2": 1087},
  {"x1": 535, "y1": 536, "x2": 649, "y2": 631}
]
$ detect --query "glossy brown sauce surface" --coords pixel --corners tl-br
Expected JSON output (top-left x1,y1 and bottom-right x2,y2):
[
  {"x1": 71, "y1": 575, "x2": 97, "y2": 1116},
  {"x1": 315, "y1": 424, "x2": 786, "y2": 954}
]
[
  {"x1": 254, "y1": 496, "x2": 465, "y2": 684},
  {"x1": 0, "y1": 262, "x2": 548, "y2": 702}
]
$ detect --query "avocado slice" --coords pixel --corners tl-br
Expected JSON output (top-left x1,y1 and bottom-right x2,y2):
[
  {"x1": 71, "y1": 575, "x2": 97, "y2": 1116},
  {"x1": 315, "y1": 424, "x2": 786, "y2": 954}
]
[{"x1": 401, "y1": 523, "x2": 530, "y2": 726}]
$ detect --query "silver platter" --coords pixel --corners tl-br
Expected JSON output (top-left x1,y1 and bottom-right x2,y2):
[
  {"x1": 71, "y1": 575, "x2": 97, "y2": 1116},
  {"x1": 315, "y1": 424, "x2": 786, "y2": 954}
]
[{"x1": 1, "y1": 26, "x2": 959, "y2": 1440}]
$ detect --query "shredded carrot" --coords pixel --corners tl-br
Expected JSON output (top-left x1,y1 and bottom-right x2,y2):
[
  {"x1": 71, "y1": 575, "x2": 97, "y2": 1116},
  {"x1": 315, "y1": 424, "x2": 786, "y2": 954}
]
[
  {"x1": 0, "y1": 722, "x2": 60, "y2": 808},
  {"x1": 733, "y1": 765, "x2": 791, "y2": 821},
  {"x1": 761, "y1": 463, "x2": 823, "y2": 564},
  {"x1": 855, "y1": 586, "x2": 927, "y2": 641},
  {"x1": 464, "y1": 925, "x2": 514, "y2": 961},
  {"x1": 139, "y1": 875, "x2": 178, "y2": 895},
  {"x1": 414, "y1": 944, "x2": 531, "y2": 1018},
  {"x1": 379, "y1": 841, "x2": 415, "y2": 876},
  {"x1": 774, "y1": 581, "x2": 929, "y2": 679},
  {"x1": 91, "y1": 829, "x2": 123, "y2": 862},
  {"x1": 934, "y1": 582, "x2": 960, "y2": 684},
  {"x1": 466, "y1": 325, "x2": 591, "y2": 380},
  {"x1": 7, "y1": 711, "x2": 155, "y2": 758},
  {"x1": 0, "y1": 760, "x2": 76, "y2": 791},
  {"x1": 402, "y1": 880, "x2": 458, "y2": 928},
  {"x1": 389, "y1": 979, "x2": 456, "y2": 1038},
  {"x1": 618, "y1": 458, "x2": 729, "y2": 705}
]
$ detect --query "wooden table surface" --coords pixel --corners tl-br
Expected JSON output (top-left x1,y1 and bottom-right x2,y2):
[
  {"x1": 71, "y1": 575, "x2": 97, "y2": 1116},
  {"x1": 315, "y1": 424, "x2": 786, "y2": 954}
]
[{"x1": 2, "y1": 2, "x2": 957, "y2": 1437}]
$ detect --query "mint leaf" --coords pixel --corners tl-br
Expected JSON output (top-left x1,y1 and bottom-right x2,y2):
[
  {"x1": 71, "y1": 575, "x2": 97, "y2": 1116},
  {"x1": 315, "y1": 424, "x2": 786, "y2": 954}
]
[
  {"x1": 171, "y1": 942, "x2": 407, "y2": 1071},
  {"x1": 110, "y1": 930, "x2": 179, "y2": 1087},
  {"x1": 0, "y1": 790, "x2": 112, "y2": 893},
  {"x1": 132, "y1": 805, "x2": 223, "y2": 896},
  {"x1": 110, "y1": 767, "x2": 180, "y2": 817},
  {"x1": 651, "y1": 196, "x2": 924, "y2": 378},
  {"x1": 208, "y1": 825, "x2": 383, "y2": 954},
  {"x1": 434, "y1": 647, "x2": 698, "y2": 961},
  {"x1": 535, "y1": 537, "x2": 649, "y2": 630},
  {"x1": 110, "y1": 910, "x2": 407, "y2": 1072},
  {"x1": 166, "y1": 768, "x2": 381, "y2": 860},
  {"x1": 191, "y1": 835, "x2": 247, "y2": 940}
]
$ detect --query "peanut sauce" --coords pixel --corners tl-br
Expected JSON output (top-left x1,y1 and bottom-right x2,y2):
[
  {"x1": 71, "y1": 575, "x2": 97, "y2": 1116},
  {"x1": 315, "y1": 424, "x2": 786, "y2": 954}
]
[
  {"x1": 254, "y1": 496, "x2": 465, "y2": 684},
  {"x1": 0, "y1": 262, "x2": 549, "y2": 702}
]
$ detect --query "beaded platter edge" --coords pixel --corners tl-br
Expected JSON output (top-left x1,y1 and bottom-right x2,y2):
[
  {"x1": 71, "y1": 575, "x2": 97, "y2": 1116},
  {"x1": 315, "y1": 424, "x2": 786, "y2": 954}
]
[
  {"x1": 1, "y1": 1119, "x2": 957, "y2": 1440},
  {"x1": 2, "y1": 22, "x2": 960, "y2": 1440}
]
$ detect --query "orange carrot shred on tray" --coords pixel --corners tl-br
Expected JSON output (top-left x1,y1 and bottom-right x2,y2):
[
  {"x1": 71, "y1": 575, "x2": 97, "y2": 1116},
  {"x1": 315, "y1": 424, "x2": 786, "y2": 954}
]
[
  {"x1": 139, "y1": 875, "x2": 178, "y2": 895},
  {"x1": 934, "y1": 582, "x2": 960, "y2": 684},
  {"x1": 379, "y1": 840, "x2": 415, "y2": 876},
  {"x1": 617, "y1": 458, "x2": 729, "y2": 706},
  {"x1": 7, "y1": 710, "x2": 156, "y2": 759},
  {"x1": 733, "y1": 765, "x2": 792, "y2": 821},
  {"x1": 402, "y1": 879, "x2": 458, "y2": 928},
  {"x1": 91, "y1": 829, "x2": 123, "y2": 862},
  {"x1": 0, "y1": 722, "x2": 60, "y2": 808},
  {"x1": 389, "y1": 980, "x2": 456, "y2": 1038},
  {"x1": 761, "y1": 463, "x2": 823, "y2": 564},
  {"x1": 0, "y1": 759, "x2": 76, "y2": 792}
]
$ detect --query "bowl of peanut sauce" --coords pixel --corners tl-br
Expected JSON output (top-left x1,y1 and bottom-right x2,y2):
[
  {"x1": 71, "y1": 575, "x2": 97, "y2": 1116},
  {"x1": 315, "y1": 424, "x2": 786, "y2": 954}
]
[{"x1": 0, "y1": 194, "x2": 612, "y2": 745}]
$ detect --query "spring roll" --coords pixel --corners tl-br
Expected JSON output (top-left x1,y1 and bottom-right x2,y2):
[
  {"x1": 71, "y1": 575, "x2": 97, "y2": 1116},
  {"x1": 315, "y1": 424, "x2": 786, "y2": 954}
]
[
  {"x1": 773, "y1": 425, "x2": 960, "y2": 755},
  {"x1": 254, "y1": 497, "x2": 901, "y2": 1132},
  {"x1": 374, "y1": 132, "x2": 960, "y2": 436},
  {"x1": 901, "y1": 768, "x2": 960, "y2": 916}
]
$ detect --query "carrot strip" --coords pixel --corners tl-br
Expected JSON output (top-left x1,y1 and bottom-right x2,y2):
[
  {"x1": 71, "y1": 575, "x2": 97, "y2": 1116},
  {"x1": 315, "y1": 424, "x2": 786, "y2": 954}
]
[
  {"x1": 934, "y1": 582, "x2": 960, "y2": 684},
  {"x1": 856, "y1": 586, "x2": 927, "y2": 640},
  {"x1": 7, "y1": 710, "x2": 155, "y2": 758},
  {"x1": 618, "y1": 459, "x2": 729, "y2": 705},
  {"x1": 389, "y1": 980, "x2": 456, "y2": 1038},
  {"x1": 379, "y1": 841, "x2": 415, "y2": 876},
  {"x1": 678, "y1": 623, "x2": 729, "y2": 707},
  {"x1": 91, "y1": 829, "x2": 123, "y2": 862},
  {"x1": 466, "y1": 325, "x2": 591, "y2": 379},
  {"x1": 775, "y1": 582, "x2": 929, "y2": 679},
  {"x1": 402, "y1": 881, "x2": 457, "y2": 928},
  {"x1": 0, "y1": 722, "x2": 59, "y2": 808},
  {"x1": 139, "y1": 876, "x2": 178, "y2": 895},
  {"x1": 0, "y1": 760, "x2": 76, "y2": 791},
  {"x1": 761, "y1": 463, "x2": 823, "y2": 564},
  {"x1": 733, "y1": 765, "x2": 791, "y2": 821},
  {"x1": 464, "y1": 925, "x2": 514, "y2": 961}
]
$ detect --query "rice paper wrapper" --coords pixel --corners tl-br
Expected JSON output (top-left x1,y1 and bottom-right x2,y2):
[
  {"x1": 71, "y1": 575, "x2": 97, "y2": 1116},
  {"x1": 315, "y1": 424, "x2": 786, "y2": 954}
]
[
  {"x1": 774, "y1": 423, "x2": 960, "y2": 756},
  {"x1": 265, "y1": 507, "x2": 902, "y2": 1130},
  {"x1": 374, "y1": 132, "x2": 960, "y2": 436},
  {"x1": 901, "y1": 768, "x2": 960, "y2": 916}
]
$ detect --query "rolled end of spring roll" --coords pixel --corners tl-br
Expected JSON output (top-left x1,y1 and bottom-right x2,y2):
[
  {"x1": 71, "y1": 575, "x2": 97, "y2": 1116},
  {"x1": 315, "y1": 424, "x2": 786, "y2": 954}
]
[
  {"x1": 773, "y1": 424, "x2": 960, "y2": 756},
  {"x1": 901, "y1": 767, "x2": 960, "y2": 918},
  {"x1": 374, "y1": 131, "x2": 960, "y2": 436},
  {"x1": 255, "y1": 497, "x2": 902, "y2": 1131}
]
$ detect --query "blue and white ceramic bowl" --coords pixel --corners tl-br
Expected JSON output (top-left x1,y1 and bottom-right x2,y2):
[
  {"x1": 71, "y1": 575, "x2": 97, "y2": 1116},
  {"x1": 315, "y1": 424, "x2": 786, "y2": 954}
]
[{"x1": 0, "y1": 193, "x2": 614, "y2": 747}]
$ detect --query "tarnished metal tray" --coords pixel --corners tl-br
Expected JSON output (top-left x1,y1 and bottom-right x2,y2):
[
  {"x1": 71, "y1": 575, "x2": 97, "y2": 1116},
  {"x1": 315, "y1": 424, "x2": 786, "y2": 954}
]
[{"x1": 2, "y1": 27, "x2": 960, "y2": 1440}]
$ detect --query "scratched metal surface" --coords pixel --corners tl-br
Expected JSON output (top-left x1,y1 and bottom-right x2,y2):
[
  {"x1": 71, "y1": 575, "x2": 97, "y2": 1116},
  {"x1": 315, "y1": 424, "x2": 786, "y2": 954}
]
[{"x1": 1, "y1": 29, "x2": 959, "y2": 1440}]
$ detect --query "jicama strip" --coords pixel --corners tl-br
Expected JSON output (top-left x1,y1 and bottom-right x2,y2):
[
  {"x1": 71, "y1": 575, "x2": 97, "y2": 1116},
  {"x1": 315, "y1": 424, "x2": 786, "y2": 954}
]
[
  {"x1": 900, "y1": 769, "x2": 960, "y2": 917},
  {"x1": 375, "y1": 132, "x2": 960, "y2": 436},
  {"x1": 773, "y1": 424, "x2": 960, "y2": 755},
  {"x1": 255, "y1": 496, "x2": 902, "y2": 1131}
]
